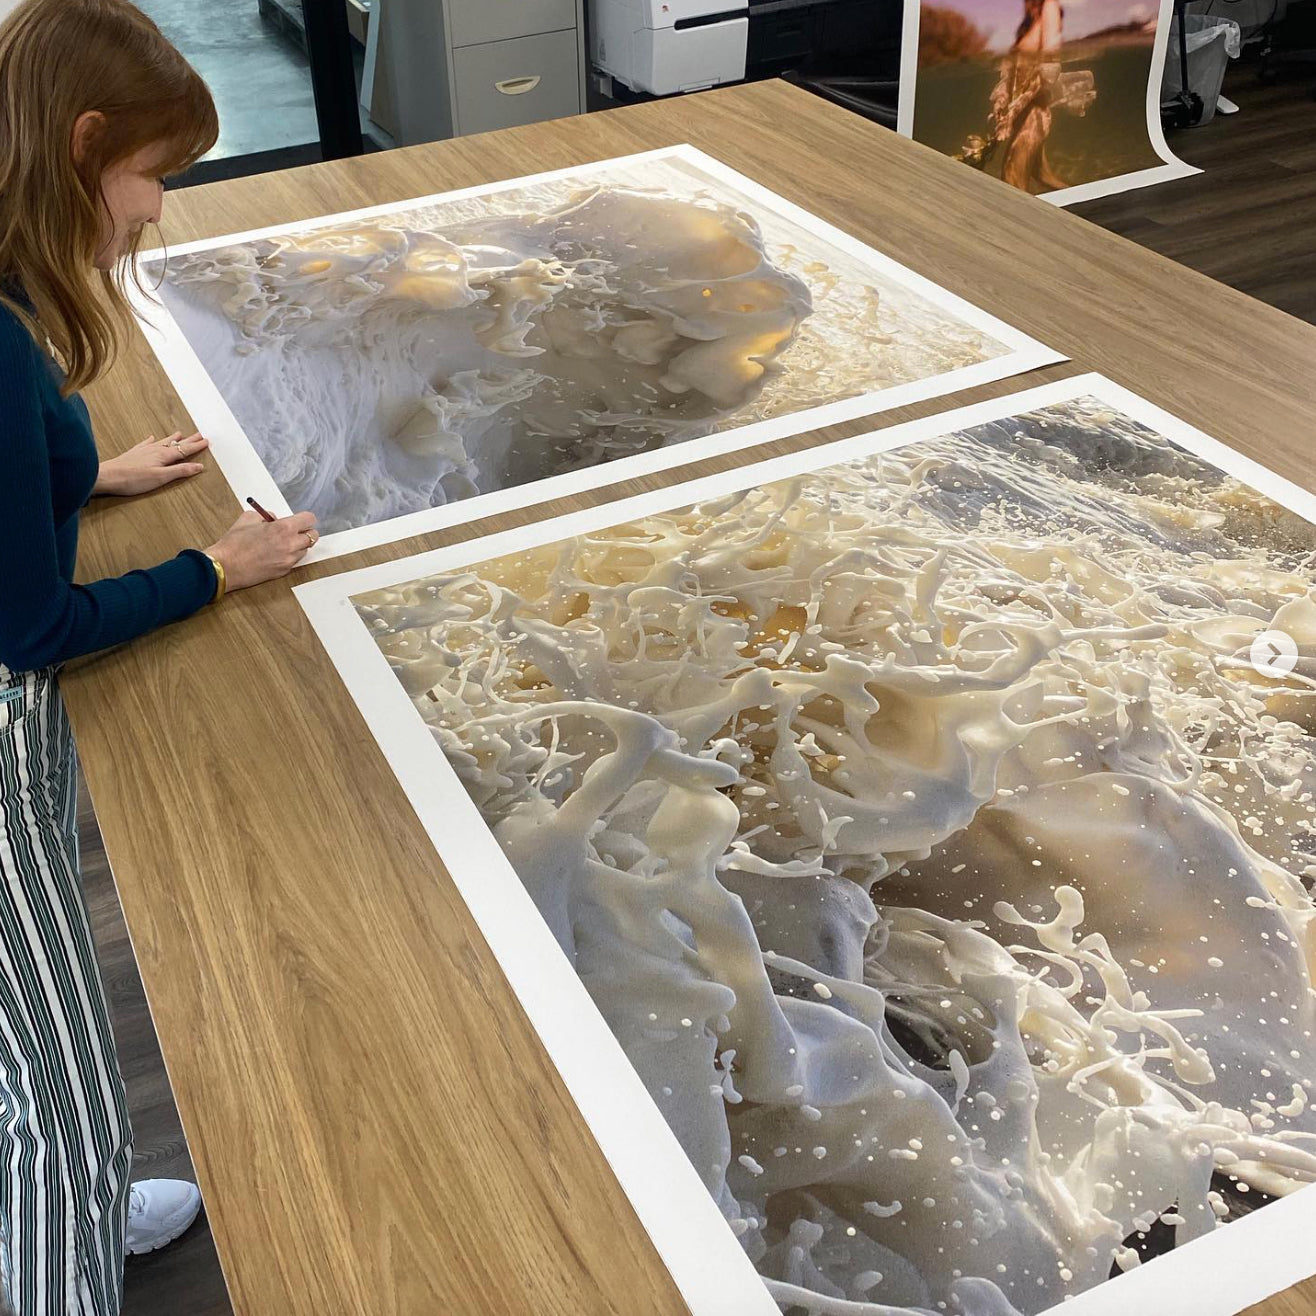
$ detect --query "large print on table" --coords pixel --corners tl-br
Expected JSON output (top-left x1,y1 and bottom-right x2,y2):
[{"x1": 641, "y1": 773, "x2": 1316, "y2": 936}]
[
  {"x1": 296, "y1": 374, "x2": 1316, "y2": 1316},
  {"x1": 132, "y1": 145, "x2": 1062, "y2": 561},
  {"x1": 897, "y1": 0, "x2": 1199, "y2": 204}
]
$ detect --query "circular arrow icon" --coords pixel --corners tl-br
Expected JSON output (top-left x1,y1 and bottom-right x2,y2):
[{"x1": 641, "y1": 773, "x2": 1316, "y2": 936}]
[{"x1": 1250, "y1": 629, "x2": 1299, "y2": 677}]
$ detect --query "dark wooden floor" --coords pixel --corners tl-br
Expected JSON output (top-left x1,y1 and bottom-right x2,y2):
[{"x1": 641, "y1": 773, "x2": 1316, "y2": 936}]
[
  {"x1": 73, "y1": 56, "x2": 1316, "y2": 1316},
  {"x1": 78, "y1": 783, "x2": 233, "y2": 1316},
  {"x1": 1072, "y1": 55, "x2": 1316, "y2": 323}
]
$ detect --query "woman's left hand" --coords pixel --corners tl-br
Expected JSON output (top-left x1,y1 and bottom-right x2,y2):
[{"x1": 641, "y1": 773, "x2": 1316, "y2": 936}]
[{"x1": 94, "y1": 431, "x2": 210, "y2": 497}]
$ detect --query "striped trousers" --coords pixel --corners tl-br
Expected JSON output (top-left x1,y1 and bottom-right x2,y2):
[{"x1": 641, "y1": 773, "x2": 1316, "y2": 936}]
[{"x1": 0, "y1": 664, "x2": 133, "y2": 1316}]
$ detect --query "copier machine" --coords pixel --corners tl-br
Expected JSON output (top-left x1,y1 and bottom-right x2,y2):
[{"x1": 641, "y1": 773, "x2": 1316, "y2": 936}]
[
  {"x1": 591, "y1": 0, "x2": 750, "y2": 96},
  {"x1": 589, "y1": 0, "x2": 903, "y2": 123}
]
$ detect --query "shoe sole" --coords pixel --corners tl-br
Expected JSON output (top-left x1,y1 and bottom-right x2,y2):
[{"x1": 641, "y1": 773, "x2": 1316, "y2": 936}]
[{"x1": 126, "y1": 1208, "x2": 203, "y2": 1256}]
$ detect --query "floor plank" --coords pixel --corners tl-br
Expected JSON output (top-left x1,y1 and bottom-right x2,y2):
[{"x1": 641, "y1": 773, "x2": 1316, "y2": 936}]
[
  {"x1": 78, "y1": 781, "x2": 234, "y2": 1316},
  {"x1": 1073, "y1": 56, "x2": 1316, "y2": 323}
]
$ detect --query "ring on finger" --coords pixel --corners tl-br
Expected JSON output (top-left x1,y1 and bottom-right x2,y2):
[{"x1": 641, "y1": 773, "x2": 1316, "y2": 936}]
[{"x1": 304, "y1": 529, "x2": 319, "y2": 547}]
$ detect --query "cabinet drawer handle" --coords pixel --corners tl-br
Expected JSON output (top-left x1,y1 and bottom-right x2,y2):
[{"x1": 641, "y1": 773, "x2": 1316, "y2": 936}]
[{"x1": 495, "y1": 75, "x2": 541, "y2": 95}]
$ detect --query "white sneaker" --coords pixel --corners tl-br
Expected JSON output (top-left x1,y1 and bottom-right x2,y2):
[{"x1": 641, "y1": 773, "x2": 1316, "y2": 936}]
[{"x1": 125, "y1": 1179, "x2": 203, "y2": 1255}]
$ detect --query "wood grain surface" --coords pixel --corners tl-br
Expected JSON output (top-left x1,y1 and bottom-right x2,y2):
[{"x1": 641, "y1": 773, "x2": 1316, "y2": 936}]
[
  {"x1": 64, "y1": 79, "x2": 1316, "y2": 1315},
  {"x1": 1071, "y1": 63, "x2": 1316, "y2": 325},
  {"x1": 1248, "y1": 1277, "x2": 1316, "y2": 1316},
  {"x1": 77, "y1": 785, "x2": 232, "y2": 1316}
]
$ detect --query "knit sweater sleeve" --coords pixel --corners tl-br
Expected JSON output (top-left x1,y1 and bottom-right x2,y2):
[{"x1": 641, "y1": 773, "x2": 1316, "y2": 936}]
[{"x1": 0, "y1": 312, "x2": 218, "y2": 672}]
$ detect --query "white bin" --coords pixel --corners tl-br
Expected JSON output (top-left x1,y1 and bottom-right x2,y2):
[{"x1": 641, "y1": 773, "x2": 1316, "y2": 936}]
[{"x1": 1162, "y1": 14, "x2": 1242, "y2": 125}]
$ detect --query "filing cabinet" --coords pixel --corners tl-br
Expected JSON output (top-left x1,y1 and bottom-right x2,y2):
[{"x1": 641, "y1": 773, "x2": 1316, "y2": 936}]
[{"x1": 363, "y1": 0, "x2": 587, "y2": 145}]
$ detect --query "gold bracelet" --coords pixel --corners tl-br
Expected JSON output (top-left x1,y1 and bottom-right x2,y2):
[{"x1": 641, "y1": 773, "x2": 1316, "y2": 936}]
[{"x1": 203, "y1": 552, "x2": 227, "y2": 605}]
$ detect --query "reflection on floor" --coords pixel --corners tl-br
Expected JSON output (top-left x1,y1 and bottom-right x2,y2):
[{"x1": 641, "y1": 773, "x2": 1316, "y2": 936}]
[
  {"x1": 134, "y1": 0, "x2": 317, "y2": 160},
  {"x1": 1075, "y1": 55, "x2": 1316, "y2": 325}
]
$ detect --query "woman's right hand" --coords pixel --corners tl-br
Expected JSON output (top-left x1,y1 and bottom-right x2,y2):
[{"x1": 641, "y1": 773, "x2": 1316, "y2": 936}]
[{"x1": 205, "y1": 509, "x2": 319, "y2": 592}]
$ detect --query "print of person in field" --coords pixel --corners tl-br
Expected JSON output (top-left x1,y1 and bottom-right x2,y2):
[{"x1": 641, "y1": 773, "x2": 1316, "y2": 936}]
[{"x1": 958, "y1": 0, "x2": 1096, "y2": 192}]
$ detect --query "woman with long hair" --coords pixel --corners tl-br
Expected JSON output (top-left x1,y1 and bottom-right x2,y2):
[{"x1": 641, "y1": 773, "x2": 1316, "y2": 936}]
[
  {"x1": 979, "y1": 0, "x2": 1096, "y2": 192},
  {"x1": 994, "y1": 0, "x2": 1069, "y2": 190},
  {"x1": 0, "y1": 2, "x2": 317, "y2": 1310}
]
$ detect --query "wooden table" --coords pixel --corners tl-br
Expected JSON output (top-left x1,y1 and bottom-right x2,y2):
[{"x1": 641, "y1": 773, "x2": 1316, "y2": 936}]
[{"x1": 68, "y1": 79, "x2": 1316, "y2": 1315}]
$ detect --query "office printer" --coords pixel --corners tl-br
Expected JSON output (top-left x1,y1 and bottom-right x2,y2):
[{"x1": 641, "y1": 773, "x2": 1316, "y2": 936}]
[
  {"x1": 592, "y1": 0, "x2": 750, "y2": 97},
  {"x1": 590, "y1": 0, "x2": 902, "y2": 106}
]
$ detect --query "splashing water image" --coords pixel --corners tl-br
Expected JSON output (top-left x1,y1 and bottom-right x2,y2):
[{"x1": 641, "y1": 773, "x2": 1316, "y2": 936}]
[
  {"x1": 352, "y1": 395, "x2": 1316, "y2": 1315},
  {"x1": 144, "y1": 156, "x2": 1014, "y2": 535}
]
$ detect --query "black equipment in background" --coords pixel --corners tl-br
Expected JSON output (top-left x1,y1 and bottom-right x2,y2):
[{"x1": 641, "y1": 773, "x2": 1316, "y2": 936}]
[{"x1": 752, "y1": 0, "x2": 904, "y2": 127}]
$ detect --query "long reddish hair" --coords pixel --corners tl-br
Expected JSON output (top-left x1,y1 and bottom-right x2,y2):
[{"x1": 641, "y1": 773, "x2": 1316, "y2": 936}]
[{"x1": 0, "y1": 0, "x2": 217, "y2": 392}]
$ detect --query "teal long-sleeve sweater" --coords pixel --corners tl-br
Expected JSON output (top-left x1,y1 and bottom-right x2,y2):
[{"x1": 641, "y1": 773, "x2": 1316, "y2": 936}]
[{"x1": 0, "y1": 299, "x2": 218, "y2": 674}]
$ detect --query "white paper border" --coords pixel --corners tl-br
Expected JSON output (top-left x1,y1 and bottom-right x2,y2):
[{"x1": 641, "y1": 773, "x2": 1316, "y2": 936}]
[
  {"x1": 896, "y1": 0, "x2": 1201, "y2": 206},
  {"x1": 296, "y1": 372, "x2": 1316, "y2": 1316},
  {"x1": 130, "y1": 143, "x2": 1064, "y2": 564}
]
